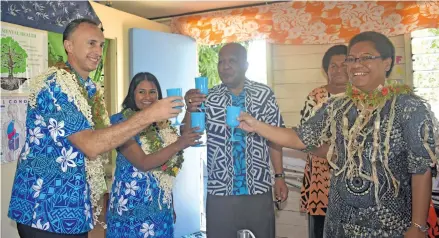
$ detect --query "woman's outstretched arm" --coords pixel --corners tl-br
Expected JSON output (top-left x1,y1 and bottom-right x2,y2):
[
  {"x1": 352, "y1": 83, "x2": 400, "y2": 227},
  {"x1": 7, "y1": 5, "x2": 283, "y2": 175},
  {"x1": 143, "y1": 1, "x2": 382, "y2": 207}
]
[{"x1": 238, "y1": 112, "x2": 307, "y2": 150}]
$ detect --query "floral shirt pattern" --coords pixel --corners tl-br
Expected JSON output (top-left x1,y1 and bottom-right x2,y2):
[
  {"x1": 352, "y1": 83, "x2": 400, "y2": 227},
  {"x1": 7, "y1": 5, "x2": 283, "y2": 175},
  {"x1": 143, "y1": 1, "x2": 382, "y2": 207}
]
[
  {"x1": 106, "y1": 113, "x2": 174, "y2": 238},
  {"x1": 8, "y1": 73, "x2": 96, "y2": 234}
]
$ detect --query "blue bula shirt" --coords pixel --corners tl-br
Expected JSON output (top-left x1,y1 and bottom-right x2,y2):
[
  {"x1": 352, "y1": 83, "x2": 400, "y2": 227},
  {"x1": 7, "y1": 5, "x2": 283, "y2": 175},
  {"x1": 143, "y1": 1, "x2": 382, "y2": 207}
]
[{"x1": 8, "y1": 71, "x2": 97, "y2": 234}]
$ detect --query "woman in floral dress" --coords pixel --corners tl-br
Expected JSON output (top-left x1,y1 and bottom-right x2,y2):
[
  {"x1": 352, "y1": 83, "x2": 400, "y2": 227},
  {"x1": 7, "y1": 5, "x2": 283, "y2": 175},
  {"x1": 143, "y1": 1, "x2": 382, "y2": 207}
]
[
  {"x1": 106, "y1": 72, "x2": 201, "y2": 238},
  {"x1": 299, "y1": 45, "x2": 348, "y2": 238},
  {"x1": 238, "y1": 31, "x2": 439, "y2": 238}
]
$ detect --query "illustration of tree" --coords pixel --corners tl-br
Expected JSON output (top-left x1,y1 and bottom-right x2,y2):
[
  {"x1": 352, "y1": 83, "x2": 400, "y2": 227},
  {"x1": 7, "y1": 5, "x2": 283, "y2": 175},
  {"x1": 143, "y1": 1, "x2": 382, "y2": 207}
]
[{"x1": 1, "y1": 37, "x2": 28, "y2": 79}]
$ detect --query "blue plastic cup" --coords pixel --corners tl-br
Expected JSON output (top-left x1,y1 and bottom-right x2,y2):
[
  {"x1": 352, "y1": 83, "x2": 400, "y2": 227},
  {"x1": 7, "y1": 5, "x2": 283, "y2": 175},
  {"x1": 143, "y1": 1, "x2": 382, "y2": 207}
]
[
  {"x1": 195, "y1": 77, "x2": 208, "y2": 109},
  {"x1": 166, "y1": 88, "x2": 183, "y2": 126},
  {"x1": 195, "y1": 77, "x2": 208, "y2": 95},
  {"x1": 166, "y1": 88, "x2": 183, "y2": 109},
  {"x1": 191, "y1": 112, "x2": 205, "y2": 147}
]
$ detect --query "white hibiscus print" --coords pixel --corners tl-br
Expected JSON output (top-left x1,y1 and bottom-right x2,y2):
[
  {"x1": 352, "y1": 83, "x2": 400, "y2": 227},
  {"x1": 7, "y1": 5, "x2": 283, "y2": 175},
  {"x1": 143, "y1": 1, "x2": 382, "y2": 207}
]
[
  {"x1": 31, "y1": 219, "x2": 50, "y2": 230},
  {"x1": 117, "y1": 196, "x2": 128, "y2": 216},
  {"x1": 48, "y1": 118, "x2": 65, "y2": 142},
  {"x1": 55, "y1": 147, "x2": 78, "y2": 172},
  {"x1": 84, "y1": 184, "x2": 89, "y2": 201},
  {"x1": 34, "y1": 115, "x2": 46, "y2": 127},
  {"x1": 32, "y1": 203, "x2": 39, "y2": 219},
  {"x1": 20, "y1": 142, "x2": 30, "y2": 160},
  {"x1": 125, "y1": 180, "x2": 139, "y2": 196},
  {"x1": 140, "y1": 223, "x2": 155, "y2": 238},
  {"x1": 32, "y1": 178, "x2": 43, "y2": 198},
  {"x1": 115, "y1": 181, "x2": 122, "y2": 196},
  {"x1": 84, "y1": 203, "x2": 91, "y2": 221},
  {"x1": 29, "y1": 127, "x2": 44, "y2": 145},
  {"x1": 109, "y1": 193, "x2": 115, "y2": 209},
  {"x1": 131, "y1": 167, "x2": 144, "y2": 179}
]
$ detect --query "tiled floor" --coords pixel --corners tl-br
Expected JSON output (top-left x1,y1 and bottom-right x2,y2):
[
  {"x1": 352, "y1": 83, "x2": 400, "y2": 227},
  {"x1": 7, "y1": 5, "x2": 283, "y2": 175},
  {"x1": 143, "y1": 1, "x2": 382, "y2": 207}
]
[{"x1": 275, "y1": 190, "x2": 308, "y2": 238}]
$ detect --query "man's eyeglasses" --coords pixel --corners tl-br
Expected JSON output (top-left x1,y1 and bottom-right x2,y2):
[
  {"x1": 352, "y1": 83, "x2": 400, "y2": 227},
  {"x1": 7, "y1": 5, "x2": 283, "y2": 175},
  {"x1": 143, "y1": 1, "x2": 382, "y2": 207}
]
[{"x1": 345, "y1": 55, "x2": 382, "y2": 64}]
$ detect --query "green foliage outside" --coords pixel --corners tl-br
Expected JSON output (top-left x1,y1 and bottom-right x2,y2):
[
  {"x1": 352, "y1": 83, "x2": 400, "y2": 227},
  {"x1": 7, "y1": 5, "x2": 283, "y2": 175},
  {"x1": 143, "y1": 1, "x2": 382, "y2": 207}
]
[
  {"x1": 1, "y1": 36, "x2": 28, "y2": 78},
  {"x1": 430, "y1": 29, "x2": 439, "y2": 49},
  {"x1": 48, "y1": 32, "x2": 109, "y2": 84},
  {"x1": 198, "y1": 41, "x2": 249, "y2": 89},
  {"x1": 412, "y1": 28, "x2": 439, "y2": 107}
]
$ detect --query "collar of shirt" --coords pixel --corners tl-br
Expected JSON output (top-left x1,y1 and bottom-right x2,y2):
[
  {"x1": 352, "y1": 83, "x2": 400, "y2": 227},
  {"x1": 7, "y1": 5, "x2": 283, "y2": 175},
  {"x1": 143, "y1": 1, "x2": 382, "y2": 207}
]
[
  {"x1": 228, "y1": 87, "x2": 246, "y2": 99},
  {"x1": 65, "y1": 61, "x2": 97, "y2": 98},
  {"x1": 217, "y1": 78, "x2": 253, "y2": 96}
]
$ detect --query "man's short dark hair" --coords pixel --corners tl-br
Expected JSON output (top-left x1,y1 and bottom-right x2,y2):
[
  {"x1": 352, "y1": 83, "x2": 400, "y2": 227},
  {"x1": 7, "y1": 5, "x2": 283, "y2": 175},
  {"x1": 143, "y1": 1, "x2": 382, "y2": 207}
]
[
  {"x1": 221, "y1": 43, "x2": 247, "y2": 62},
  {"x1": 62, "y1": 18, "x2": 101, "y2": 43},
  {"x1": 322, "y1": 45, "x2": 348, "y2": 75}
]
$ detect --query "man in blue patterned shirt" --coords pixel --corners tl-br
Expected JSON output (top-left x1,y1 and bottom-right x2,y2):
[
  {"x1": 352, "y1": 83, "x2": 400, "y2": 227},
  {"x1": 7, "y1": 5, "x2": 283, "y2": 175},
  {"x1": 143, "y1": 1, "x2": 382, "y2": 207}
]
[
  {"x1": 8, "y1": 19, "x2": 182, "y2": 238},
  {"x1": 183, "y1": 43, "x2": 288, "y2": 238}
]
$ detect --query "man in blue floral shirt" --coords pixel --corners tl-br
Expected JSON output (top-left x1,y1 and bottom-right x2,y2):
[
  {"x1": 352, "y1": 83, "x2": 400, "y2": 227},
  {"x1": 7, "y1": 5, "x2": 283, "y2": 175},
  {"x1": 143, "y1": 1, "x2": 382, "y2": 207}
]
[
  {"x1": 8, "y1": 18, "x2": 183, "y2": 238},
  {"x1": 183, "y1": 43, "x2": 288, "y2": 238}
]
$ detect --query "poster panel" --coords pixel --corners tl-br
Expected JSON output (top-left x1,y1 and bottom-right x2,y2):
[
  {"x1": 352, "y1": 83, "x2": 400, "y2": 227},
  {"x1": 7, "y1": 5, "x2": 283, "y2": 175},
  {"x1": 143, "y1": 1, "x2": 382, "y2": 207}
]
[
  {"x1": 1, "y1": 22, "x2": 48, "y2": 94},
  {"x1": 1, "y1": 96, "x2": 28, "y2": 164}
]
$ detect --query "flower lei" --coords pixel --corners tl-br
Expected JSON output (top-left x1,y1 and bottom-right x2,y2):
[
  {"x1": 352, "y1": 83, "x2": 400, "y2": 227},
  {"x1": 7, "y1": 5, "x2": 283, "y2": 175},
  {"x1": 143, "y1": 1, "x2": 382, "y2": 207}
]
[
  {"x1": 122, "y1": 108, "x2": 184, "y2": 209},
  {"x1": 346, "y1": 81, "x2": 412, "y2": 108},
  {"x1": 28, "y1": 62, "x2": 110, "y2": 228},
  {"x1": 322, "y1": 81, "x2": 423, "y2": 206}
]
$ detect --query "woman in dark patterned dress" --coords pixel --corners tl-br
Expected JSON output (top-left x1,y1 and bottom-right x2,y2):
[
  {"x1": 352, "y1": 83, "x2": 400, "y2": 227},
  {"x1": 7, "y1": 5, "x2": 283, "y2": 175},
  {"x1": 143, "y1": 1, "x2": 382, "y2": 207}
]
[
  {"x1": 299, "y1": 45, "x2": 349, "y2": 238},
  {"x1": 238, "y1": 31, "x2": 439, "y2": 238}
]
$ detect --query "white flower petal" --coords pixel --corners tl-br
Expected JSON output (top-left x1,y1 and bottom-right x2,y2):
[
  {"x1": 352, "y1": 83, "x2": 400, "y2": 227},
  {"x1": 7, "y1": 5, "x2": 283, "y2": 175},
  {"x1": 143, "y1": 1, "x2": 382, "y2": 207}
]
[
  {"x1": 58, "y1": 129, "x2": 65, "y2": 137},
  {"x1": 66, "y1": 159, "x2": 77, "y2": 168},
  {"x1": 56, "y1": 156, "x2": 64, "y2": 164},
  {"x1": 66, "y1": 147, "x2": 73, "y2": 156},
  {"x1": 61, "y1": 163, "x2": 68, "y2": 172},
  {"x1": 68, "y1": 151, "x2": 78, "y2": 160},
  {"x1": 42, "y1": 222, "x2": 50, "y2": 230}
]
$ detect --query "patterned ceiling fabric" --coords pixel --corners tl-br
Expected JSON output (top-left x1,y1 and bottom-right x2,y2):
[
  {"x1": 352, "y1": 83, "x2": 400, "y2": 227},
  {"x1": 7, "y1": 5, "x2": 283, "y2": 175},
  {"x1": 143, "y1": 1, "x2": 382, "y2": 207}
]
[
  {"x1": 171, "y1": 1, "x2": 439, "y2": 45},
  {"x1": 1, "y1": 1, "x2": 102, "y2": 34}
]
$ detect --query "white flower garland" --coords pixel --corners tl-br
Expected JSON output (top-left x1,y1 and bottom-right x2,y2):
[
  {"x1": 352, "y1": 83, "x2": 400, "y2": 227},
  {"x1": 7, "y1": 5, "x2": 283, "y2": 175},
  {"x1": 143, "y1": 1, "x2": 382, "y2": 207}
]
[
  {"x1": 28, "y1": 67, "x2": 109, "y2": 228},
  {"x1": 139, "y1": 126, "x2": 179, "y2": 210}
]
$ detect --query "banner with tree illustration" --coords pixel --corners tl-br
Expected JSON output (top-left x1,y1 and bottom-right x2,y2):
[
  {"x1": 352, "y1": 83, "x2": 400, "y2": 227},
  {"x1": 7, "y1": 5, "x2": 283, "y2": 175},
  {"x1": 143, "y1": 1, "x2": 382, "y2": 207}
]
[{"x1": 1, "y1": 22, "x2": 47, "y2": 94}]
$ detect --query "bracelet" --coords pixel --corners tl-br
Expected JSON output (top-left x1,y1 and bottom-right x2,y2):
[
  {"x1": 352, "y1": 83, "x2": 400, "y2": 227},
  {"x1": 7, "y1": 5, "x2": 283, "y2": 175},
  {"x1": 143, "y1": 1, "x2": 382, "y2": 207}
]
[
  {"x1": 411, "y1": 222, "x2": 429, "y2": 233},
  {"x1": 274, "y1": 173, "x2": 285, "y2": 179}
]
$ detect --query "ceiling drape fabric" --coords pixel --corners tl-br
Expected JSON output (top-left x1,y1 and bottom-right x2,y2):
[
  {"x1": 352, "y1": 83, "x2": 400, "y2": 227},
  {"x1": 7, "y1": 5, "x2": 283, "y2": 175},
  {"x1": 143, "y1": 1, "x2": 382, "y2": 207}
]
[{"x1": 171, "y1": 1, "x2": 439, "y2": 45}]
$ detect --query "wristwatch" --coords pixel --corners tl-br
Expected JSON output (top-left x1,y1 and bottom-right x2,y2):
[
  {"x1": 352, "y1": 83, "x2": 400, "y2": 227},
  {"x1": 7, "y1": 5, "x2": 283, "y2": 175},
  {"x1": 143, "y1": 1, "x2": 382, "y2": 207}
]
[
  {"x1": 412, "y1": 222, "x2": 429, "y2": 233},
  {"x1": 274, "y1": 173, "x2": 285, "y2": 179}
]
